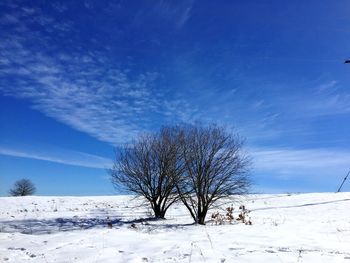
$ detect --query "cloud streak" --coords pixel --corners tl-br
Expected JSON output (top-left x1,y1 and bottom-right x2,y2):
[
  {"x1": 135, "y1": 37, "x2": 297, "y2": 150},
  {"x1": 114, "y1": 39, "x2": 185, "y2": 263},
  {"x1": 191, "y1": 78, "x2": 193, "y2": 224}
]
[
  {"x1": 253, "y1": 147, "x2": 350, "y2": 177},
  {"x1": 274, "y1": 80, "x2": 350, "y2": 118},
  {"x1": 154, "y1": 0, "x2": 195, "y2": 29},
  {"x1": 0, "y1": 146, "x2": 113, "y2": 169}
]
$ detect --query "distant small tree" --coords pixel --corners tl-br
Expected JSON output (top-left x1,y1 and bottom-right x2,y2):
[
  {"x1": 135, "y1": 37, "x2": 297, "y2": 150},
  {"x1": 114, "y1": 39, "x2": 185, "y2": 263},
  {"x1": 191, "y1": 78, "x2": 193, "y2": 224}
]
[
  {"x1": 109, "y1": 127, "x2": 183, "y2": 219},
  {"x1": 9, "y1": 179, "x2": 36, "y2": 196},
  {"x1": 176, "y1": 124, "x2": 251, "y2": 225}
]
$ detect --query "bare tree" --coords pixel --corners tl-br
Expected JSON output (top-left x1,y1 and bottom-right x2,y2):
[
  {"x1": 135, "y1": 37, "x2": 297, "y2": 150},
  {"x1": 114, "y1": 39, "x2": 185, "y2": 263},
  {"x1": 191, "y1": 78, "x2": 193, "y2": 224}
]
[
  {"x1": 109, "y1": 127, "x2": 182, "y2": 219},
  {"x1": 9, "y1": 179, "x2": 36, "y2": 196},
  {"x1": 176, "y1": 124, "x2": 250, "y2": 225}
]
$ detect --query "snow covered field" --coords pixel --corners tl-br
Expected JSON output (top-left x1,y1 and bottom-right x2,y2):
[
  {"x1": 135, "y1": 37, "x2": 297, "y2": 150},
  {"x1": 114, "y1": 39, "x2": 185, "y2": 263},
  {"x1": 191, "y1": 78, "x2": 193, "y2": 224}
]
[{"x1": 0, "y1": 193, "x2": 349, "y2": 262}]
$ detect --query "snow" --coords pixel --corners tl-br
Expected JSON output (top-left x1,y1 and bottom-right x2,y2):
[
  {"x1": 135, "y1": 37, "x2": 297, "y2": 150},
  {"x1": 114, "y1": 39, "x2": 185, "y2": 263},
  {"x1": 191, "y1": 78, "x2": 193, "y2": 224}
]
[{"x1": 1, "y1": 193, "x2": 350, "y2": 262}]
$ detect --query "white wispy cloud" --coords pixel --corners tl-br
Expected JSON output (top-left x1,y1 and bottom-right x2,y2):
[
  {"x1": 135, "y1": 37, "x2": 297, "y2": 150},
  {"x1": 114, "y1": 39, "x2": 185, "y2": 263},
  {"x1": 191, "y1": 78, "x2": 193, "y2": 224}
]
[
  {"x1": 0, "y1": 13, "x2": 19, "y2": 24},
  {"x1": 0, "y1": 146, "x2": 113, "y2": 169},
  {"x1": 277, "y1": 80, "x2": 350, "y2": 117},
  {"x1": 316, "y1": 80, "x2": 338, "y2": 93},
  {"x1": 0, "y1": 4, "x2": 198, "y2": 146},
  {"x1": 253, "y1": 147, "x2": 350, "y2": 177},
  {"x1": 129, "y1": 0, "x2": 195, "y2": 30},
  {"x1": 1, "y1": 1, "x2": 346, "y2": 152},
  {"x1": 296, "y1": 80, "x2": 350, "y2": 116},
  {"x1": 155, "y1": 0, "x2": 195, "y2": 28}
]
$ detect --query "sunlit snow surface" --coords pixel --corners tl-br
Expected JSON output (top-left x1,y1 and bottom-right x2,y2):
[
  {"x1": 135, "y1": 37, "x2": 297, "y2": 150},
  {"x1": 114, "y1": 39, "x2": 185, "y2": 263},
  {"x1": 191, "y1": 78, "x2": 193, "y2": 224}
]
[{"x1": 1, "y1": 193, "x2": 349, "y2": 262}]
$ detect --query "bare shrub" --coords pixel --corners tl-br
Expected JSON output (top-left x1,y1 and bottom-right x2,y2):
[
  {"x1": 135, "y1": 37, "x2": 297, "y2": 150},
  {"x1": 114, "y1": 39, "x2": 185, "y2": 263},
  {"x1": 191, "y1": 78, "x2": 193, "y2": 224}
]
[
  {"x1": 237, "y1": 205, "x2": 252, "y2": 225},
  {"x1": 211, "y1": 205, "x2": 252, "y2": 225},
  {"x1": 176, "y1": 124, "x2": 251, "y2": 225},
  {"x1": 9, "y1": 179, "x2": 36, "y2": 196},
  {"x1": 110, "y1": 127, "x2": 182, "y2": 219},
  {"x1": 211, "y1": 206, "x2": 234, "y2": 225}
]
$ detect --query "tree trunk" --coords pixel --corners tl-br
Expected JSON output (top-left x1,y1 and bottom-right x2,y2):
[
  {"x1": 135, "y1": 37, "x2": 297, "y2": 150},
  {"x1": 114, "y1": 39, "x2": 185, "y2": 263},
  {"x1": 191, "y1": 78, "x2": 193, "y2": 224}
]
[
  {"x1": 153, "y1": 203, "x2": 166, "y2": 219},
  {"x1": 197, "y1": 216, "x2": 206, "y2": 225},
  {"x1": 197, "y1": 208, "x2": 208, "y2": 225}
]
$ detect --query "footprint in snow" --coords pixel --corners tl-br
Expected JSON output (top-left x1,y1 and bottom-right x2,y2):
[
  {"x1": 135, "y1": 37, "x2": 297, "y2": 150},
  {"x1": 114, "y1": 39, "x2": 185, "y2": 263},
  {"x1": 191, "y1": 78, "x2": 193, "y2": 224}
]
[
  {"x1": 278, "y1": 247, "x2": 291, "y2": 252},
  {"x1": 228, "y1": 247, "x2": 244, "y2": 251},
  {"x1": 8, "y1": 247, "x2": 26, "y2": 251}
]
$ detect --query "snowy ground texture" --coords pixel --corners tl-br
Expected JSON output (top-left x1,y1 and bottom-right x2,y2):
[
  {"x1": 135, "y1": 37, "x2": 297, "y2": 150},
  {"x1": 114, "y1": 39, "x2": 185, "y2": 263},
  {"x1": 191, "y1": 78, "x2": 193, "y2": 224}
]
[{"x1": 1, "y1": 193, "x2": 350, "y2": 262}]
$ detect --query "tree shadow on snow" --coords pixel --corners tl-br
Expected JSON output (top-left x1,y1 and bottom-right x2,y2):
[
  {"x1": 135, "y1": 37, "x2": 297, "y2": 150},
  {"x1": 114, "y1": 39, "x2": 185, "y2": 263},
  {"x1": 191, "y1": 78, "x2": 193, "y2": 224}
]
[
  {"x1": 252, "y1": 198, "x2": 350, "y2": 212},
  {"x1": 0, "y1": 216, "x2": 194, "y2": 235}
]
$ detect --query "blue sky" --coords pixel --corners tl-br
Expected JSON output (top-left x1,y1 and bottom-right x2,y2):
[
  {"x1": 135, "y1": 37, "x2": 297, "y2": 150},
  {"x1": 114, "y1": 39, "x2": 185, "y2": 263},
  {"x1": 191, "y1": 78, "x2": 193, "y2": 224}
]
[{"x1": 1, "y1": 0, "x2": 350, "y2": 196}]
